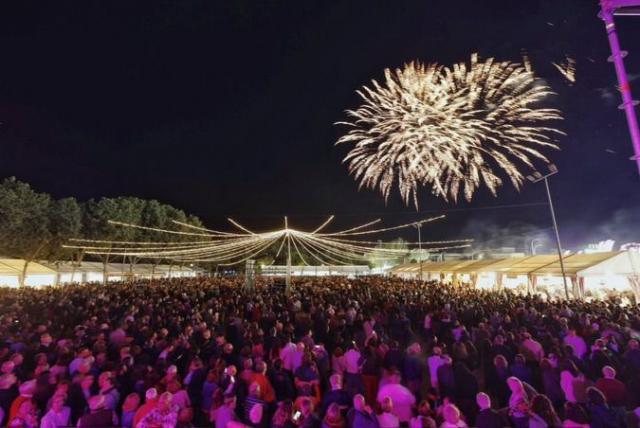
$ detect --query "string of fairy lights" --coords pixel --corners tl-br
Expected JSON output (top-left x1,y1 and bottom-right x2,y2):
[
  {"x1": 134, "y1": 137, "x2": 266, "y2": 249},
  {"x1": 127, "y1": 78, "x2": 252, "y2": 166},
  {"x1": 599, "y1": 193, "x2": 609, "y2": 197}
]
[{"x1": 64, "y1": 216, "x2": 472, "y2": 266}]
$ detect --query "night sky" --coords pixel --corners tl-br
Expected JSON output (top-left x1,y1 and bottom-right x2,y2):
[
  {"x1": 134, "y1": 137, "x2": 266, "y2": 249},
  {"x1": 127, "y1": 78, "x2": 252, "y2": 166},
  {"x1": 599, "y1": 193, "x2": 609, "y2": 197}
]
[{"x1": 0, "y1": 1, "x2": 639, "y2": 252}]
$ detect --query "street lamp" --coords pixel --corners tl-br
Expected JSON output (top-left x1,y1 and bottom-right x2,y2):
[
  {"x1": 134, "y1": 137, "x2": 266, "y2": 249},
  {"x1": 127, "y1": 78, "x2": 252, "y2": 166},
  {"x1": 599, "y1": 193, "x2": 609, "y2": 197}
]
[{"x1": 527, "y1": 164, "x2": 570, "y2": 300}]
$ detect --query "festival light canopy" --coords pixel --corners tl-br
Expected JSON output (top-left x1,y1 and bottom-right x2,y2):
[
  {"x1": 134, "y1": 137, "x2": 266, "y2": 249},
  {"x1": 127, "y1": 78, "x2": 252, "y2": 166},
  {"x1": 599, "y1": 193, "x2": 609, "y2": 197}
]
[{"x1": 64, "y1": 215, "x2": 472, "y2": 266}]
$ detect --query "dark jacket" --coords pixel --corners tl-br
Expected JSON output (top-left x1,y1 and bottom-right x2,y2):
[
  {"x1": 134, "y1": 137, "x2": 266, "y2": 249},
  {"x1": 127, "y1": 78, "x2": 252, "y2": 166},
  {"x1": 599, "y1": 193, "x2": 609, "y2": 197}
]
[
  {"x1": 77, "y1": 409, "x2": 115, "y2": 428},
  {"x1": 475, "y1": 408, "x2": 508, "y2": 428}
]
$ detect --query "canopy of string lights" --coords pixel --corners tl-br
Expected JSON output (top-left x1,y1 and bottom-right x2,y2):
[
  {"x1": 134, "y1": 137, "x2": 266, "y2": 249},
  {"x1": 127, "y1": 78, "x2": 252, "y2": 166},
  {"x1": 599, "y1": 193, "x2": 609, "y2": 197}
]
[{"x1": 64, "y1": 215, "x2": 472, "y2": 266}]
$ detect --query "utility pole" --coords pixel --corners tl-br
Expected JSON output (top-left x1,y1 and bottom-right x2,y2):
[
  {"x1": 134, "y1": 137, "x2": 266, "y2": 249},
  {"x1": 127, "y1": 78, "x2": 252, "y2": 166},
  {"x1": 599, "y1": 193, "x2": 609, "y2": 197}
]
[
  {"x1": 599, "y1": 0, "x2": 640, "y2": 174},
  {"x1": 285, "y1": 216, "x2": 292, "y2": 296},
  {"x1": 527, "y1": 164, "x2": 569, "y2": 300}
]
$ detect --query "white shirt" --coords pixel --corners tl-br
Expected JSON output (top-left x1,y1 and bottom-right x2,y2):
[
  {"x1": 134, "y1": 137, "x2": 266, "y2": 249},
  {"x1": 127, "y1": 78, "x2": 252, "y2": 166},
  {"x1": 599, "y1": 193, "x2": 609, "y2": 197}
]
[
  {"x1": 428, "y1": 355, "x2": 445, "y2": 387},
  {"x1": 171, "y1": 390, "x2": 191, "y2": 410},
  {"x1": 344, "y1": 349, "x2": 362, "y2": 374},
  {"x1": 40, "y1": 406, "x2": 71, "y2": 428},
  {"x1": 377, "y1": 412, "x2": 400, "y2": 428},
  {"x1": 279, "y1": 343, "x2": 297, "y2": 372},
  {"x1": 564, "y1": 335, "x2": 587, "y2": 359},
  {"x1": 377, "y1": 384, "x2": 416, "y2": 422}
]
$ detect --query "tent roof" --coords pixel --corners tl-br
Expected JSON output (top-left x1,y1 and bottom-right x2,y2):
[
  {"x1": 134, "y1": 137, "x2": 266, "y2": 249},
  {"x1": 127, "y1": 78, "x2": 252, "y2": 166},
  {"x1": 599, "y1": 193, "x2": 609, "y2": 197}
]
[
  {"x1": 0, "y1": 259, "x2": 56, "y2": 275},
  {"x1": 450, "y1": 258, "x2": 508, "y2": 273},
  {"x1": 532, "y1": 252, "x2": 622, "y2": 276}
]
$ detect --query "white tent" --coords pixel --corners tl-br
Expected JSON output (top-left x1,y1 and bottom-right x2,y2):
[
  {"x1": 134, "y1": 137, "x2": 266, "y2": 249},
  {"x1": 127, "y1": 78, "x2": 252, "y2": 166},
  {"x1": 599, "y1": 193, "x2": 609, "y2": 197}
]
[
  {"x1": 389, "y1": 251, "x2": 640, "y2": 300},
  {"x1": 0, "y1": 259, "x2": 57, "y2": 287}
]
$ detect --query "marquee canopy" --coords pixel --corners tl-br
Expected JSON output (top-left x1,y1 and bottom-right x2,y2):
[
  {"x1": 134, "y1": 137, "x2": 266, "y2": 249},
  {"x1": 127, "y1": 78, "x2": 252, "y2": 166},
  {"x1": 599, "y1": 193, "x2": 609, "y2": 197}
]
[{"x1": 390, "y1": 252, "x2": 637, "y2": 277}]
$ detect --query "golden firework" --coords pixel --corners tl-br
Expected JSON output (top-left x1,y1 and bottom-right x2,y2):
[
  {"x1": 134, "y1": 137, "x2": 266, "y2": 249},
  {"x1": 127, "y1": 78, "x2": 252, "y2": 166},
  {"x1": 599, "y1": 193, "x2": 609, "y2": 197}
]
[{"x1": 337, "y1": 53, "x2": 564, "y2": 208}]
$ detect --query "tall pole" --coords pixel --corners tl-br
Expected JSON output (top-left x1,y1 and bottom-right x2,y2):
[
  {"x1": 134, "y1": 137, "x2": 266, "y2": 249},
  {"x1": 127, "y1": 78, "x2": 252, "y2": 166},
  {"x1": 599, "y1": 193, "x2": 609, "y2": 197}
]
[
  {"x1": 284, "y1": 216, "x2": 292, "y2": 295},
  {"x1": 417, "y1": 223, "x2": 423, "y2": 282},
  {"x1": 544, "y1": 177, "x2": 570, "y2": 300},
  {"x1": 599, "y1": 0, "x2": 640, "y2": 174}
]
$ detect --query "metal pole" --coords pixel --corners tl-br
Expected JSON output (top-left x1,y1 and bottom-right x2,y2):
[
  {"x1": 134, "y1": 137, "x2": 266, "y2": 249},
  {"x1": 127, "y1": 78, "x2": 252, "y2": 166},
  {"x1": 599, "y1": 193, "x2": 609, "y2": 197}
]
[
  {"x1": 544, "y1": 177, "x2": 569, "y2": 300},
  {"x1": 418, "y1": 223, "x2": 423, "y2": 282},
  {"x1": 285, "y1": 216, "x2": 291, "y2": 295},
  {"x1": 600, "y1": 1, "x2": 640, "y2": 174}
]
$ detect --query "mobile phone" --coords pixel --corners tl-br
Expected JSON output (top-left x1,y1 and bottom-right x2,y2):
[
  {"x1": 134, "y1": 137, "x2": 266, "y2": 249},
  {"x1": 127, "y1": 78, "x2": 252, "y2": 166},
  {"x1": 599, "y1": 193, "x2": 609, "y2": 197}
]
[{"x1": 292, "y1": 411, "x2": 302, "y2": 422}]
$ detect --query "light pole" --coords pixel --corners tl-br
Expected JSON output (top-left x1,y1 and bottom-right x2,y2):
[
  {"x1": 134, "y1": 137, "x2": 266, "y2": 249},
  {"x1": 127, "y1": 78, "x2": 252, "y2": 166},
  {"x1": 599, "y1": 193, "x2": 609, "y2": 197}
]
[
  {"x1": 527, "y1": 164, "x2": 570, "y2": 300},
  {"x1": 530, "y1": 239, "x2": 543, "y2": 255},
  {"x1": 414, "y1": 222, "x2": 423, "y2": 281}
]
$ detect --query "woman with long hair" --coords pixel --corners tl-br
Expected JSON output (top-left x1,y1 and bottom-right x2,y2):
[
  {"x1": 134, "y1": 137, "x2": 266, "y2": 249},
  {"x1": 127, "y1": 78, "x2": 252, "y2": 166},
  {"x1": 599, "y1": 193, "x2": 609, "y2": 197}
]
[
  {"x1": 585, "y1": 387, "x2": 622, "y2": 428},
  {"x1": 529, "y1": 394, "x2": 561, "y2": 428}
]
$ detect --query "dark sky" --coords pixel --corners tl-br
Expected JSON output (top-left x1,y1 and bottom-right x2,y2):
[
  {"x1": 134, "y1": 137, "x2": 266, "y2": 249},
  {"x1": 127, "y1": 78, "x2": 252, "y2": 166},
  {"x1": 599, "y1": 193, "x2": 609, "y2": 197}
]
[{"x1": 0, "y1": 0, "x2": 639, "y2": 252}]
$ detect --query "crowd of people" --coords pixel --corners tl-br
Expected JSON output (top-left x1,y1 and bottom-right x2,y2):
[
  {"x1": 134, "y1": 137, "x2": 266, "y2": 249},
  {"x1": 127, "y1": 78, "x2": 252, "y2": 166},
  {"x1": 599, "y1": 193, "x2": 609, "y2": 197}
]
[{"x1": 0, "y1": 275, "x2": 640, "y2": 428}]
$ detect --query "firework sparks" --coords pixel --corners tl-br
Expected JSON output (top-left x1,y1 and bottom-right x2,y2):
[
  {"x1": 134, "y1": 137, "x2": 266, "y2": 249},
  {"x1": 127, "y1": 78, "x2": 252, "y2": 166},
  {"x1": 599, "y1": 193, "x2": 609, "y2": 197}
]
[
  {"x1": 336, "y1": 53, "x2": 563, "y2": 208},
  {"x1": 552, "y1": 55, "x2": 576, "y2": 84}
]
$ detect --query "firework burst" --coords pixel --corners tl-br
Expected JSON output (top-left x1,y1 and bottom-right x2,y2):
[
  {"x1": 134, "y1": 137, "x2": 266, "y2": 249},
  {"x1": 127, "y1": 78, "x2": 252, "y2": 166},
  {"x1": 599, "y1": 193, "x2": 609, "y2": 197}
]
[{"x1": 336, "y1": 53, "x2": 564, "y2": 208}]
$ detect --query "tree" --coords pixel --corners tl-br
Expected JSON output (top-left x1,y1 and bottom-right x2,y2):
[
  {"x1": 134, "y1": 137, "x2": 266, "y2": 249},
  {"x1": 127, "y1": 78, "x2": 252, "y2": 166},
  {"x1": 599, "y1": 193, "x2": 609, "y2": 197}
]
[{"x1": 0, "y1": 177, "x2": 52, "y2": 286}]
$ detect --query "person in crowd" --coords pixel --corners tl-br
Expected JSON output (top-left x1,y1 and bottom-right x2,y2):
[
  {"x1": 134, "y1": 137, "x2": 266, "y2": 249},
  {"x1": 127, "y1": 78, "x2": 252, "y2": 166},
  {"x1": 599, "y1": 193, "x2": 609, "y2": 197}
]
[
  {"x1": 528, "y1": 394, "x2": 562, "y2": 428},
  {"x1": 376, "y1": 371, "x2": 415, "y2": 425},
  {"x1": 133, "y1": 388, "x2": 159, "y2": 428},
  {"x1": 322, "y1": 402, "x2": 346, "y2": 428},
  {"x1": 347, "y1": 394, "x2": 378, "y2": 428},
  {"x1": 321, "y1": 374, "x2": 350, "y2": 416},
  {"x1": 77, "y1": 395, "x2": 117, "y2": 428},
  {"x1": 136, "y1": 391, "x2": 179, "y2": 428},
  {"x1": 595, "y1": 366, "x2": 627, "y2": 409},
  {"x1": 121, "y1": 392, "x2": 141, "y2": 428},
  {"x1": 40, "y1": 393, "x2": 71, "y2": 428},
  {"x1": 377, "y1": 396, "x2": 400, "y2": 428},
  {"x1": 562, "y1": 401, "x2": 590, "y2": 428},
  {"x1": 585, "y1": 387, "x2": 622, "y2": 428},
  {"x1": 440, "y1": 403, "x2": 468, "y2": 428},
  {"x1": 474, "y1": 392, "x2": 505, "y2": 428}
]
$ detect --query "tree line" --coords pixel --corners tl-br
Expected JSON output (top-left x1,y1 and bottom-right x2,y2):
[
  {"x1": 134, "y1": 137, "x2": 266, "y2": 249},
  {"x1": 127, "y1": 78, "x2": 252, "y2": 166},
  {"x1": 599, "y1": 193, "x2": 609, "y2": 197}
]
[{"x1": 0, "y1": 177, "x2": 204, "y2": 286}]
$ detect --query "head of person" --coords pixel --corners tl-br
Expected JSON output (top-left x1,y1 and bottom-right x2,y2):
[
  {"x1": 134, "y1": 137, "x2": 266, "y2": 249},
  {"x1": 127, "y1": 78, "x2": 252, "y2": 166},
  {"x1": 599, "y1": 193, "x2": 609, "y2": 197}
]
[
  {"x1": 51, "y1": 394, "x2": 67, "y2": 412},
  {"x1": 476, "y1": 392, "x2": 491, "y2": 410},
  {"x1": 158, "y1": 392, "x2": 173, "y2": 413},
  {"x1": 80, "y1": 375, "x2": 94, "y2": 390},
  {"x1": 353, "y1": 394, "x2": 366, "y2": 412},
  {"x1": 145, "y1": 388, "x2": 158, "y2": 403},
  {"x1": 602, "y1": 366, "x2": 616, "y2": 379},
  {"x1": 442, "y1": 404, "x2": 462, "y2": 425},
  {"x1": 167, "y1": 380, "x2": 181, "y2": 394},
  {"x1": 98, "y1": 371, "x2": 114, "y2": 389},
  {"x1": 493, "y1": 354, "x2": 508, "y2": 369},
  {"x1": 299, "y1": 397, "x2": 314, "y2": 417},
  {"x1": 531, "y1": 395, "x2": 556, "y2": 422},
  {"x1": 417, "y1": 400, "x2": 432, "y2": 416},
  {"x1": 587, "y1": 387, "x2": 608, "y2": 407},
  {"x1": 254, "y1": 361, "x2": 267, "y2": 375},
  {"x1": 123, "y1": 393, "x2": 141, "y2": 412},
  {"x1": 325, "y1": 402, "x2": 343, "y2": 423},
  {"x1": 507, "y1": 376, "x2": 524, "y2": 394}
]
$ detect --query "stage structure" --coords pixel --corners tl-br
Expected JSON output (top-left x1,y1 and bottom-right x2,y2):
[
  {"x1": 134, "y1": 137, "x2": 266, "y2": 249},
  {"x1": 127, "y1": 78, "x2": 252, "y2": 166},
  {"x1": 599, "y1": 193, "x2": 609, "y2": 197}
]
[
  {"x1": 64, "y1": 215, "x2": 472, "y2": 292},
  {"x1": 65, "y1": 215, "x2": 472, "y2": 295},
  {"x1": 599, "y1": 0, "x2": 640, "y2": 174}
]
